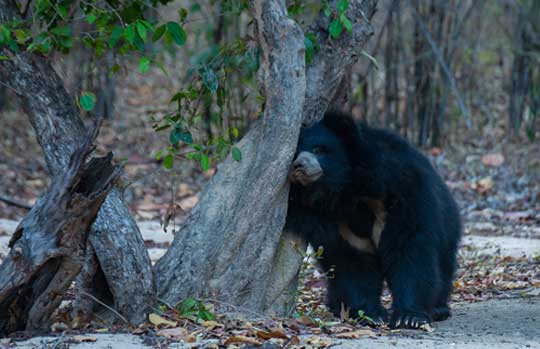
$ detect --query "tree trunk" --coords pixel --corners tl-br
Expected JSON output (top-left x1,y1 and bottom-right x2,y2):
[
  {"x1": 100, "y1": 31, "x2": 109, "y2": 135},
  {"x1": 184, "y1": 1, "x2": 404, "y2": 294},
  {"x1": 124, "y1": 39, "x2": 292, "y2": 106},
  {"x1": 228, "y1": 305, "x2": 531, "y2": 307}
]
[
  {"x1": 0, "y1": 0, "x2": 154, "y2": 325},
  {"x1": 508, "y1": 0, "x2": 540, "y2": 138},
  {"x1": 0, "y1": 123, "x2": 120, "y2": 335},
  {"x1": 384, "y1": 0, "x2": 399, "y2": 129},
  {"x1": 155, "y1": 0, "x2": 376, "y2": 316}
]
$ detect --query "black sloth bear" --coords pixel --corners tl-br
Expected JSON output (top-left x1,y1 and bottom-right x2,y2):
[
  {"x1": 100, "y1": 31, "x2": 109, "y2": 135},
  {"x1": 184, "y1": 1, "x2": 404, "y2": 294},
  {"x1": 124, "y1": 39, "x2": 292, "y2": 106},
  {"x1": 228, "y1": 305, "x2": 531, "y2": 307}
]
[{"x1": 286, "y1": 110, "x2": 461, "y2": 329}]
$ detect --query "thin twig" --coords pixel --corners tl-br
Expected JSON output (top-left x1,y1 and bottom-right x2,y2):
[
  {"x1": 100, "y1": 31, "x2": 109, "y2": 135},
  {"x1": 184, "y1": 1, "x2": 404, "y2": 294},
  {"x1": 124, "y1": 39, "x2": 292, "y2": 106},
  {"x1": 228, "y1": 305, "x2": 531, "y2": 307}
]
[
  {"x1": 80, "y1": 290, "x2": 129, "y2": 324},
  {"x1": 0, "y1": 194, "x2": 32, "y2": 210}
]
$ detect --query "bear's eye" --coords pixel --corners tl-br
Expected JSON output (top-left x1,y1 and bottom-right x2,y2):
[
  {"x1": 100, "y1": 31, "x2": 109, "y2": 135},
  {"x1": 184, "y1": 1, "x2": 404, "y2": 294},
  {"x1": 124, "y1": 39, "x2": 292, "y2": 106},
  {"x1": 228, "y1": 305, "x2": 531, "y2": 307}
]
[{"x1": 312, "y1": 146, "x2": 328, "y2": 155}]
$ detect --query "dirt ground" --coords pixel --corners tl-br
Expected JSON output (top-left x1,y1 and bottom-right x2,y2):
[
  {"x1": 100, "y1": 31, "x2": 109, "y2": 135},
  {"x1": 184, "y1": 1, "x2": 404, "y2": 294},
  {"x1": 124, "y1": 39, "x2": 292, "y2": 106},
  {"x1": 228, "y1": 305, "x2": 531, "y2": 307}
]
[
  {"x1": 1, "y1": 218, "x2": 539, "y2": 348},
  {"x1": 7, "y1": 298, "x2": 540, "y2": 348}
]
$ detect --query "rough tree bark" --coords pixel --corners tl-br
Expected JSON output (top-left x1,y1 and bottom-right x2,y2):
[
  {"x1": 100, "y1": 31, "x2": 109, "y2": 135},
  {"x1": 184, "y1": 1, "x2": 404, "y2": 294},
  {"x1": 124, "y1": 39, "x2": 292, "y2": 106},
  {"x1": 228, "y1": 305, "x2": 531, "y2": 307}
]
[
  {"x1": 155, "y1": 0, "x2": 376, "y2": 316},
  {"x1": 0, "y1": 0, "x2": 154, "y2": 324},
  {"x1": 0, "y1": 123, "x2": 120, "y2": 335}
]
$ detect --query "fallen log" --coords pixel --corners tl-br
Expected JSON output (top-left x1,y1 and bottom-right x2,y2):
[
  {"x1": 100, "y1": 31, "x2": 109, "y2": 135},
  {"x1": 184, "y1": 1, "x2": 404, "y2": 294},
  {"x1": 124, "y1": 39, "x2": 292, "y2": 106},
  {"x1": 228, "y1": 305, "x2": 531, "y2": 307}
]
[{"x1": 0, "y1": 121, "x2": 121, "y2": 335}]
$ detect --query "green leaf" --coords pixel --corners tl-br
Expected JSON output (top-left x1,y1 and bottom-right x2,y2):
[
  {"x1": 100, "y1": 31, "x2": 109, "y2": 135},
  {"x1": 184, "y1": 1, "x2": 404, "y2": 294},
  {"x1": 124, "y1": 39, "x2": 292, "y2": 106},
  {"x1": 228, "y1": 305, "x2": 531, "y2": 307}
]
[
  {"x1": 163, "y1": 153, "x2": 174, "y2": 169},
  {"x1": 200, "y1": 154, "x2": 209, "y2": 171},
  {"x1": 341, "y1": 16, "x2": 352, "y2": 32},
  {"x1": 232, "y1": 147, "x2": 242, "y2": 161},
  {"x1": 111, "y1": 63, "x2": 121, "y2": 73},
  {"x1": 57, "y1": 5, "x2": 68, "y2": 19},
  {"x1": 178, "y1": 297, "x2": 198, "y2": 315},
  {"x1": 230, "y1": 127, "x2": 239, "y2": 139},
  {"x1": 167, "y1": 22, "x2": 187, "y2": 46},
  {"x1": 305, "y1": 36, "x2": 314, "y2": 64},
  {"x1": 136, "y1": 21, "x2": 147, "y2": 42},
  {"x1": 79, "y1": 92, "x2": 96, "y2": 111},
  {"x1": 200, "y1": 309, "x2": 215, "y2": 321},
  {"x1": 51, "y1": 26, "x2": 71, "y2": 37},
  {"x1": 13, "y1": 29, "x2": 28, "y2": 43},
  {"x1": 0, "y1": 55, "x2": 9, "y2": 61},
  {"x1": 109, "y1": 26, "x2": 123, "y2": 48},
  {"x1": 59, "y1": 36, "x2": 73, "y2": 49},
  {"x1": 155, "y1": 149, "x2": 164, "y2": 160},
  {"x1": 329, "y1": 19, "x2": 343, "y2": 39},
  {"x1": 178, "y1": 8, "x2": 188, "y2": 22},
  {"x1": 217, "y1": 87, "x2": 226, "y2": 107},
  {"x1": 323, "y1": 4, "x2": 331, "y2": 17},
  {"x1": 201, "y1": 68, "x2": 218, "y2": 92},
  {"x1": 125, "y1": 24, "x2": 136, "y2": 44},
  {"x1": 154, "y1": 124, "x2": 171, "y2": 132},
  {"x1": 170, "y1": 126, "x2": 193, "y2": 144},
  {"x1": 155, "y1": 61, "x2": 169, "y2": 76},
  {"x1": 86, "y1": 14, "x2": 97, "y2": 24},
  {"x1": 152, "y1": 24, "x2": 166, "y2": 42},
  {"x1": 139, "y1": 56, "x2": 150, "y2": 73},
  {"x1": 337, "y1": 0, "x2": 349, "y2": 13}
]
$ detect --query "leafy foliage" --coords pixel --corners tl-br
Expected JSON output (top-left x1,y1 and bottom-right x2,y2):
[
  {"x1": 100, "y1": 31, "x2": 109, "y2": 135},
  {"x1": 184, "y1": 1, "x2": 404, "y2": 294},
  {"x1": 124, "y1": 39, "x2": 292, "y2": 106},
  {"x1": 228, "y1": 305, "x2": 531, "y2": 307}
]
[
  {"x1": 177, "y1": 297, "x2": 215, "y2": 321},
  {"x1": 0, "y1": 0, "x2": 361, "y2": 171}
]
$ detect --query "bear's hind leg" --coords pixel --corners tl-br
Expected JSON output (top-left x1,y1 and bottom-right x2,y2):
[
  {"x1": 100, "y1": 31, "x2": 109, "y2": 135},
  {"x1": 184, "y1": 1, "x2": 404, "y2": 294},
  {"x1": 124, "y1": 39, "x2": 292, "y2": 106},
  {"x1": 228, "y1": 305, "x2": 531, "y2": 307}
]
[
  {"x1": 385, "y1": 242, "x2": 442, "y2": 329},
  {"x1": 431, "y1": 246, "x2": 458, "y2": 322}
]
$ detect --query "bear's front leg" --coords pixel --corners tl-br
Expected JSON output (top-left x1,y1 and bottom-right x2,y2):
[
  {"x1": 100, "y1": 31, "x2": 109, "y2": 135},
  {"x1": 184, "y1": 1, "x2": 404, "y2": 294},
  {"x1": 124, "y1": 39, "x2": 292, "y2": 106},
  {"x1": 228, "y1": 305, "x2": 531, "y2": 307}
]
[{"x1": 326, "y1": 254, "x2": 386, "y2": 326}]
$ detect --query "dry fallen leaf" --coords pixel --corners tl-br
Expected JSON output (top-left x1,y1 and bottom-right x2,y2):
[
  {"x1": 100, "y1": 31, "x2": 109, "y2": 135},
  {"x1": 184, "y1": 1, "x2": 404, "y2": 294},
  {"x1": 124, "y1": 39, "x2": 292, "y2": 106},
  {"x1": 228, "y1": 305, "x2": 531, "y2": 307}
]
[
  {"x1": 289, "y1": 335, "x2": 301, "y2": 346},
  {"x1": 223, "y1": 335, "x2": 262, "y2": 346},
  {"x1": 72, "y1": 335, "x2": 97, "y2": 343},
  {"x1": 481, "y1": 153, "x2": 504, "y2": 167},
  {"x1": 149, "y1": 313, "x2": 178, "y2": 328},
  {"x1": 295, "y1": 315, "x2": 318, "y2": 327},
  {"x1": 430, "y1": 147, "x2": 442, "y2": 156},
  {"x1": 50, "y1": 322, "x2": 68, "y2": 332},
  {"x1": 157, "y1": 327, "x2": 196, "y2": 342},
  {"x1": 201, "y1": 320, "x2": 224, "y2": 330},
  {"x1": 131, "y1": 326, "x2": 146, "y2": 335},
  {"x1": 335, "y1": 328, "x2": 375, "y2": 338},
  {"x1": 305, "y1": 335, "x2": 332, "y2": 348},
  {"x1": 473, "y1": 176, "x2": 494, "y2": 194},
  {"x1": 339, "y1": 302, "x2": 349, "y2": 321},
  {"x1": 256, "y1": 328, "x2": 288, "y2": 340},
  {"x1": 503, "y1": 210, "x2": 533, "y2": 221}
]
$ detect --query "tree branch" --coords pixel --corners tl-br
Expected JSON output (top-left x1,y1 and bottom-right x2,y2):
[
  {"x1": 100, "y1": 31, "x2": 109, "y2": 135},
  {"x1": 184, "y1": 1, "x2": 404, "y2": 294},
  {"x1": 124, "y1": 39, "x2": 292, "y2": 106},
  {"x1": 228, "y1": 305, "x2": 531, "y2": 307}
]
[{"x1": 302, "y1": 0, "x2": 377, "y2": 125}]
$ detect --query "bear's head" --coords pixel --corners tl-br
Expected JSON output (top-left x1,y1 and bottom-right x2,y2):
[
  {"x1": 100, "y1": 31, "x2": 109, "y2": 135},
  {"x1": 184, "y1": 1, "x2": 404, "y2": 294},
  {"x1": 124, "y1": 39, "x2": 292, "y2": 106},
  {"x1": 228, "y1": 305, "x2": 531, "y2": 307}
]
[{"x1": 289, "y1": 112, "x2": 360, "y2": 208}]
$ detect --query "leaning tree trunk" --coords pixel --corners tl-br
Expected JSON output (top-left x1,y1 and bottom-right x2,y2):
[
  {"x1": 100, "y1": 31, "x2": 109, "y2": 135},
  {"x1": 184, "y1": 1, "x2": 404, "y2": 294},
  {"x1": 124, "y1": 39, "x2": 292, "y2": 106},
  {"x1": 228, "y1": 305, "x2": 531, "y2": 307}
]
[
  {"x1": 0, "y1": 0, "x2": 154, "y2": 325},
  {"x1": 0, "y1": 123, "x2": 120, "y2": 335},
  {"x1": 155, "y1": 0, "x2": 376, "y2": 315}
]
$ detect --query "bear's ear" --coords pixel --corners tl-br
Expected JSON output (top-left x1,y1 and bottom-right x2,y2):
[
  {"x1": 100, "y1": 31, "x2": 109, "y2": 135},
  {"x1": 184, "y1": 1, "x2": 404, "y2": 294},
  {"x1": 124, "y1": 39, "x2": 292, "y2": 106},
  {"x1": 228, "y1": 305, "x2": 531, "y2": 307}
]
[
  {"x1": 322, "y1": 110, "x2": 362, "y2": 149},
  {"x1": 322, "y1": 110, "x2": 380, "y2": 170}
]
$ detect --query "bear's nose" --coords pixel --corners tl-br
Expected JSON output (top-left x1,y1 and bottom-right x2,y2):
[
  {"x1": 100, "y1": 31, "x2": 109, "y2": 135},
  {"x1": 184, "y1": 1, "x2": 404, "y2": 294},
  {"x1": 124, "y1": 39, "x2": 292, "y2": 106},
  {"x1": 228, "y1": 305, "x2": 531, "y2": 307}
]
[{"x1": 293, "y1": 160, "x2": 303, "y2": 170}]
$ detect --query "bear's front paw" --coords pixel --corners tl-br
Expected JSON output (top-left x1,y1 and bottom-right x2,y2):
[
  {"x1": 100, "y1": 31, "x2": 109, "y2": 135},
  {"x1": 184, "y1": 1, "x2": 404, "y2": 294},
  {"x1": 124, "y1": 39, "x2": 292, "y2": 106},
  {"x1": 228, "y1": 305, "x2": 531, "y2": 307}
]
[
  {"x1": 354, "y1": 306, "x2": 388, "y2": 327},
  {"x1": 390, "y1": 311, "x2": 430, "y2": 329}
]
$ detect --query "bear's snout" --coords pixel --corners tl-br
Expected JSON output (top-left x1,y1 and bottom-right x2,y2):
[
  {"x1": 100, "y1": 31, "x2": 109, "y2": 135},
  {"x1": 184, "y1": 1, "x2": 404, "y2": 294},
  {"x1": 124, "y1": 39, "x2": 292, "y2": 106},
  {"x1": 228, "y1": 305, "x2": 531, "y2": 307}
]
[{"x1": 290, "y1": 151, "x2": 323, "y2": 186}]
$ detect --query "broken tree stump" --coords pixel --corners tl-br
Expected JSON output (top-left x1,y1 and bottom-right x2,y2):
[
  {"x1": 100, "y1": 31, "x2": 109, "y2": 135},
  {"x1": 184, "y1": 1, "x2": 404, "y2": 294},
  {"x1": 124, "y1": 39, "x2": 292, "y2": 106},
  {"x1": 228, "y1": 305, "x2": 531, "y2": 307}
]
[{"x1": 0, "y1": 121, "x2": 121, "y2": 335}]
